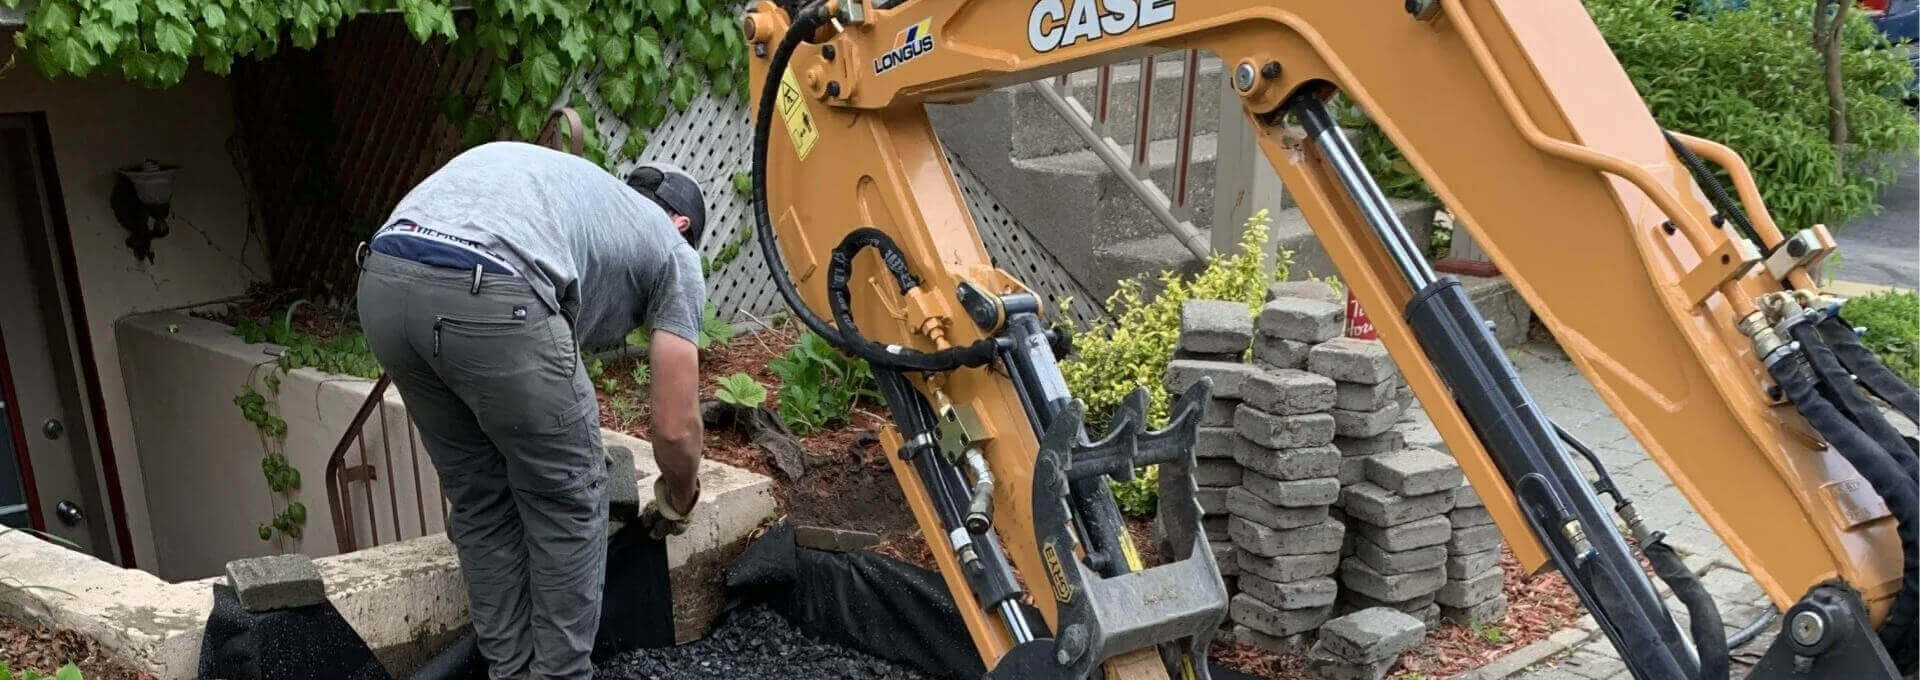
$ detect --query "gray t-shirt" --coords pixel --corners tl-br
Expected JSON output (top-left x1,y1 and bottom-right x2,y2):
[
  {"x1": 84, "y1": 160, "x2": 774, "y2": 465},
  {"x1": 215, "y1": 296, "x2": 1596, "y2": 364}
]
[{"x1": 387, "y1": 142, "x2": 705, "y2": 349}]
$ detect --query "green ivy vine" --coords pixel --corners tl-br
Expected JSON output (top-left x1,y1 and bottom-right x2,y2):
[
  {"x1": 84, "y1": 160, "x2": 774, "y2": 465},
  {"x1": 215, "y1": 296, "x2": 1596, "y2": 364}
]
[
  {"x1": 5, "y1": 0, "x2": 750, "y2": 158},
  {"x1": 230, "y1": 301, "x2": 380, "y2": 542}
]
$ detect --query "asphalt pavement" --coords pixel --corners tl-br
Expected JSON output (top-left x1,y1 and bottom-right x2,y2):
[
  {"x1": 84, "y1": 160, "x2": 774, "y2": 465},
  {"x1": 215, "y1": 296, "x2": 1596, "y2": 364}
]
[{"x1": 1832, "y1": 154, "x2": 1919, "y2": 289}]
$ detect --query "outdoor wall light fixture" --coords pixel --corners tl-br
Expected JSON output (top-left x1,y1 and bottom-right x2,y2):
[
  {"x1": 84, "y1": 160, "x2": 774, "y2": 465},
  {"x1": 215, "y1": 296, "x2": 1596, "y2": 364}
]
[{"x1": 113, "y1": 159, "x2": 179, "y2": 262}]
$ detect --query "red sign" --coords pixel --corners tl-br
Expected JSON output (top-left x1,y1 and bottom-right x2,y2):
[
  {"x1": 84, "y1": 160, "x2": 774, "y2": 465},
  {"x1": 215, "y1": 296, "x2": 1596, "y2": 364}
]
[{"x1": 1346, "y1": 289, "x2": 1377, "y2": 340}]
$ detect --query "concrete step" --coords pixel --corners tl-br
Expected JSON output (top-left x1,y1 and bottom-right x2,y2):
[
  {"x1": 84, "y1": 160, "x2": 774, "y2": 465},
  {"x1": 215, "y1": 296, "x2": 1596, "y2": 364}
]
[
  {"x1": 1012, "y1": 131, "x2": 1219, "y2": 244},
  {"x1": 1009, "y1": 53, "x2": 1225, "y2": 160},
  {"x1": 1087, "y1": 199, "x2": 1440, "y2": 303}
]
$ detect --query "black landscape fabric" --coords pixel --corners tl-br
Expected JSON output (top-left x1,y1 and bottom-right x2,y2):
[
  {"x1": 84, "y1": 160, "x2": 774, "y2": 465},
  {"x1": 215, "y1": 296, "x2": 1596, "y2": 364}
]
[{"x1": 198, "y1": 583, "x2": 390, "y2": 680}]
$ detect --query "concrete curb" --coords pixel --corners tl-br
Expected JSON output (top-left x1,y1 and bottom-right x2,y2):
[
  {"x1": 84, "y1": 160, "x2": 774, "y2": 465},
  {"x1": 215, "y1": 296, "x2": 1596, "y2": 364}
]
[
  {"x1": 1825, "y1": 279, "x2": 1915, "y2": 298},
  {"x1": 0, "y1": 442, "x2": 775, "y2": 680}
]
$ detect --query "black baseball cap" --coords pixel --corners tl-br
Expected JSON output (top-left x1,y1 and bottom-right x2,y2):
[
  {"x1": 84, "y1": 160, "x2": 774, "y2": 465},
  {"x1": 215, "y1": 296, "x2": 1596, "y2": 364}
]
[{"x1": 627, "y1": 162, "x2": 707, "y2": 247}]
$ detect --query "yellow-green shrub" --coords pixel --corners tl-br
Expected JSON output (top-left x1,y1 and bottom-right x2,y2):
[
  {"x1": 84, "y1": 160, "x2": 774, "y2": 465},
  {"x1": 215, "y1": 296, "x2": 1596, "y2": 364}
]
[{"x1": 1061, "y1": 210, "x2": 1290, "y2": 515}]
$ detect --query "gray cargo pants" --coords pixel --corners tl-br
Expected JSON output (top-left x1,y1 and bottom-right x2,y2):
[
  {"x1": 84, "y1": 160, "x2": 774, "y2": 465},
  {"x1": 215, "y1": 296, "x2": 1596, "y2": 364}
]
[{"x1": 356, "y1": 251, "x2": 607, "y2": 680}]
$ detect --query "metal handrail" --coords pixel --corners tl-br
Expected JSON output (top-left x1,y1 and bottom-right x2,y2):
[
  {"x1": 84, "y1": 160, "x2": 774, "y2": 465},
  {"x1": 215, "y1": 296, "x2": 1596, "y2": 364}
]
[
  {"x1": 1024, "y1": 51, "x2": 1212, "y2": 261},
  {"x1": 324, "y1": 373, "x2": 445, "y2": 553}
]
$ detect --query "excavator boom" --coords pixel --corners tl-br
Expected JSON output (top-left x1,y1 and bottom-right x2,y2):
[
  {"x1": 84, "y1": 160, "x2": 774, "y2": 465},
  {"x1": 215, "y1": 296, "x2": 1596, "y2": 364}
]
[{"x1": 742, "y1": 1, "x2": 1916, "y2": 678}]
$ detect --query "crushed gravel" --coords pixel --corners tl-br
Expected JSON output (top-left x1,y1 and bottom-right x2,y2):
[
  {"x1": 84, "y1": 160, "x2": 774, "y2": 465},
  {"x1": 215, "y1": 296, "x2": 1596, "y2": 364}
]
[{"x1": 594, "y1": 606, "x2": 939, "y2": 680}]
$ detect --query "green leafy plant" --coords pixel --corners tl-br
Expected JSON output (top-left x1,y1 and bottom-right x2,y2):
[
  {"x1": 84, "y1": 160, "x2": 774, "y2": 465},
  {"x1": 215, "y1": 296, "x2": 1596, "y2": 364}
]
[
  {"x1": 713, "y1": 372, "x2": 767, "y2": 408},
  {"x1": 609, "y1": 393, "x2": 642, "y2": 425},
  {"x1": 768, "y1": 331, "x2": 878, "y2": 435},
  {"x1": 229, "y1": 301, "x2": 377, "y2": 542},
  {"x1": 702, "y1": 227, "x2": 755, "y2": 277},
  {"x1": 1060, "y1": 210, "x2": 1289, "y2": 516},
  {"x1": 1842, "y1": 290, "x2": 1919, "y2": 385},
  {"x1": 630, "y1": 363, "x2": 651, "y2": 390},
  {"x1": 7, "y1": 0, "x2": 749, "y2": 161},
  {"x1": 1473, "y1": 619, "x2": 1506, "y2": 644},
  {"x1": 0, "y1": 662, "x2": 82, "y2": 680}
]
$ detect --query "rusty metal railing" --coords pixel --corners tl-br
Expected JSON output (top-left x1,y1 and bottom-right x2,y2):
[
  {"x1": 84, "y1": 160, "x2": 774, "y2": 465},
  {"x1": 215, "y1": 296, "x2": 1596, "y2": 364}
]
[
  {"x1": 1027, "y1": 50, "x2": 1214, "y2": 260},
  {"x1": 325, "y1": 373, "x2": 447, "y2": 553}
]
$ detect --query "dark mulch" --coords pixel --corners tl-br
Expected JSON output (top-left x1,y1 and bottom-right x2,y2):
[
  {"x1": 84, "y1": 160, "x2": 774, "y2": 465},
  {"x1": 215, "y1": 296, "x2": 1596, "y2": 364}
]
[{"x1": 0, "y1": 617, "x2": 156, "y2": 680}]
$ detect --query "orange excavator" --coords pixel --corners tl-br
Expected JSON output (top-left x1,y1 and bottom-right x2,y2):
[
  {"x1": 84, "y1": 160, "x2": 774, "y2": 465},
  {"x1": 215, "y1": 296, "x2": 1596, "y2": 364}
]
[{"x1": 740, "y1": 1, "x2": 1919, "y2": 678}]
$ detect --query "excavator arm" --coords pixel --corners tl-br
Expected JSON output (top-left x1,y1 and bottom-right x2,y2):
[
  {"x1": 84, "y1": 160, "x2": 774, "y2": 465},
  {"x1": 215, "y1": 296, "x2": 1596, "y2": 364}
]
[{"x1": 741, "y1": 1, "x2": 1917, "y2": 678}]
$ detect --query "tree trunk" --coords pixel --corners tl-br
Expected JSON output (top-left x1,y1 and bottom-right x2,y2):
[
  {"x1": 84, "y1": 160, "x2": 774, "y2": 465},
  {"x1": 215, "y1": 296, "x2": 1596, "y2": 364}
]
[{"x1": 1814, "y1": 0, "x2": 1851, "y2": 180}]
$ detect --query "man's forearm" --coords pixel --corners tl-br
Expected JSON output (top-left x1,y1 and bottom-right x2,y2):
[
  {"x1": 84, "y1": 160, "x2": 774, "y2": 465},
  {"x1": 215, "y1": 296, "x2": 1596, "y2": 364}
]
[{"x1": 654, "y1": 427, "x2": 703, "y2": 509}]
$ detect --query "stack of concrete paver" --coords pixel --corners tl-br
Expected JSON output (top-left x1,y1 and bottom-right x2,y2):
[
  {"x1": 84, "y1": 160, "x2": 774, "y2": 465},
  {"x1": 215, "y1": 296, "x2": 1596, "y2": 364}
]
[
  {"x1": 1439, "y1": 482, "x2": 1510, "y2": 624},
  {"x1": 1219, "y1": 294, "x2": 1348, "y2": 652},
  {"x1": 1168, "y1": 300, "x2": 1261, "y2": 592},
  {"x1": 1307, "y1": 608, "x2": 1428, "y2": 680},
  {"x1": 1341, "y1": 445, "x2": 1463, "y2": 629}
]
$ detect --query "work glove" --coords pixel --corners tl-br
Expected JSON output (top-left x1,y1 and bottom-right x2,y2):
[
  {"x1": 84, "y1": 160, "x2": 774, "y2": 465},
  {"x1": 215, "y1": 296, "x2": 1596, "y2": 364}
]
[{"x1": 639, "y1": 476, "x2": 700, "y2": 541}]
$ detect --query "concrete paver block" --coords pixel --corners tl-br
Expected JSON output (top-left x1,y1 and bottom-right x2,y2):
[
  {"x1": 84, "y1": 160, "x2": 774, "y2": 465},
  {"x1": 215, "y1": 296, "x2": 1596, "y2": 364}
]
[
  {"x1": 1235, "y1": 406, "x2": 1336, "y2": 449},
  {"x1": 1243, "y1": 368, "x2": 1336, "y2": 416},
  {"x1": 1448, "y1": 523, "x2": 1504, "y2": 555},
  {"x1": 1166, "y1": 359, "x2": 1259, "y2": 400},
  {"x1": 1258, "y1": 298, "x2": 1344, "y2": 343},
  {"x1": 1209, "y1": 542, "x2": 1239, "y2": 576},
  {"x1": 1450, "y1": 505, "x2": 1495, "y2": 529},
  {"x1": 1335, "y1": 431, "x2": 1406, "y2": 458},
  {"x1": 793, "y1": 526, "x2": 882, "y2": 553},
  {"x1": 1365, "y1": 448, "x2": 1465, "y2": 497},
  {"x1": 1338, "y1": 456, "x2": 1368, "y2": 486},
  {"x1": 1231, "y1": 593, "x2": 1334, "y2": 637},
  {"x1": 1254, "y1": 335, "x2": 1313, "y2": 370},
  {"x1": 1341, "y1": 482, "x2": 1454, "y2": 526},
  {"x1": 1179, "y1": 299, "x2": 1254, "y2": 355},
  {"x1": 1356, "y1": 515, "x2": 1452, "y2": 552},
  {"x1": 1228, "y1": 487, "x2": 1331, "y2": 530},
  {"x1": 1306, "y1": 641, "x2": 1398, "y2": 680},
  {"x1": 1242, "y1": 472, "x2": 1340, "y2": 508},
  {"x1": 1202, "y1": 399, "x2": 1239, "y2": 427},
  {"x1": 1238, "y1": 550, "x2": 1341, "y2": 583},
  {"x1": 1241, "y1": 574, "x2": 1338, "y2": 610},
  {"x1": 606, "y1": 445, "x2": 640, "y2": 522},
  {"x1": 1441, "y1": 593, "x2": 1510, "y2": 625},
  {"x1": 1454, "y1": 483, "x2": 1486, "y2": 508},
  {"x1": 1335, "y1": 380, "x2": 1396, "y2": 412},
  {"x1": 1195, "y1": 458, "x2": 1244, "y2": 487},
  {"x1": 1354, "y1": 535, "x2": 1448, "y2": 575},
  {"x1": 1195, "y1": 426, "x2": 1242, "y2": 459},
  {"x1": 1344, "y1": 589, "x2": 1437, "y2": 613},
  {"x1": 1233, "y1": 625, "x2": 1312, "y2": 656},
  {"x1": 1204, "y1": 515, "x2": 1231, "y2": 537},
  {"x1": 1437, "y1": 565, "x2": 1504, "y2": 607},
  {"x1": 1448, "y1": 548, "x2": 1502, "y2": 579},
  {"x1": 226, "y1": 554, "x2": 327, "y2": 612},
  {"x1": 1309, "y1": 337, "x2": 1396, "y2": 384},
  {"x1": 1196, "y1": 487, "x2": 1230, "y2": 515},
  {"x1": 1318, "y1": 607, "x2": 1426, "y2": 663},
  {"x1": 1341, "y1": 559, "x2": 1445, "y2": 602},
  {"x1": 1270, "y1": 280, "x2": 1343, "y2": 303},
  {"x1": 1231, "y1": 516, "x2": 1345, "y2": 557},
  {"x1": 1234, "y1": 442, "x2": 1340, "y2": 481},
  {"x1": 1333, "y1": 404, "x2": 1404, "y2": 438}
]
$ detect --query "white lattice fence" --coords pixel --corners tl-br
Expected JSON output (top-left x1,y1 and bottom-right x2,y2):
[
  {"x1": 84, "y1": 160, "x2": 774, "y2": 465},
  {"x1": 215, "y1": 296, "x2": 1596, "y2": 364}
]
[{"x1": 564, "y1": 69, "x2": 1105, "y2": 329}]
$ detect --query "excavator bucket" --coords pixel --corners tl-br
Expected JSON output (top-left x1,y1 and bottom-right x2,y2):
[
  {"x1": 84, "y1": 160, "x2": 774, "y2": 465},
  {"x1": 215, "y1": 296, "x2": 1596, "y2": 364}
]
[{"x1": 1007, "y1": 381, "x2": 1229, "y2": 680}]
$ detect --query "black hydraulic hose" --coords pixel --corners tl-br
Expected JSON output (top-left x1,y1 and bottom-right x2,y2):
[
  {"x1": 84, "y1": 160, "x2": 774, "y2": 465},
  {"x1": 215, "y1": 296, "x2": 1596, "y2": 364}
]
[
  {"x1": 1662, "y1": 130, "x2": 1760, "y2": 246},
  {"x1": 1817, "y1": 313, "x2": 1920, "y2": 426},
  {"x1": 749, "y1": 6, "x2": 995, "y2": 373},
  {"x1": 1770, "y1": 352, "x2": 1919, "y2": 669},
  {"x1": 1555, "y1": 424, "x2": 1627, "y2": 508},
  {"x1": 1645, "y1": 540, "x2": 1729, "y2": 680},
  {"x1": 1581, "y1": 559, "x2": 1692, "y2": 680},
  {"x1": 1726, "y1": 606, "x2": 1778, "y2": 650},
  {"x1": 825, "y1": 229, "x2": 998, "y2": 371},
  {"x1": 1788, "y1": 321, "x2": 1918, "y2": 480}
]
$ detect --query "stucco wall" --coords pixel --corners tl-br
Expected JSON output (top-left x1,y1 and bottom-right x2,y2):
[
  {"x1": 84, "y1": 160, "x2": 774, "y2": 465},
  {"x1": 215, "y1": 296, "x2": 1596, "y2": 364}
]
[
  {"x1": 117, "y1": 312, "x2": 415, "y2": 581},
  {"x1": 0, "y1": 65, "x2": 269, "y2": 569}
]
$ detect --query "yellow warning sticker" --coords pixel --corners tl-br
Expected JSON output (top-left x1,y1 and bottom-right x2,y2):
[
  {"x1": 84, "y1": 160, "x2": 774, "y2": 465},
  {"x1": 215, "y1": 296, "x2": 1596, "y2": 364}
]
[{"x1": 776, "y1": 69, "x2": 819, "y2": 162}]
